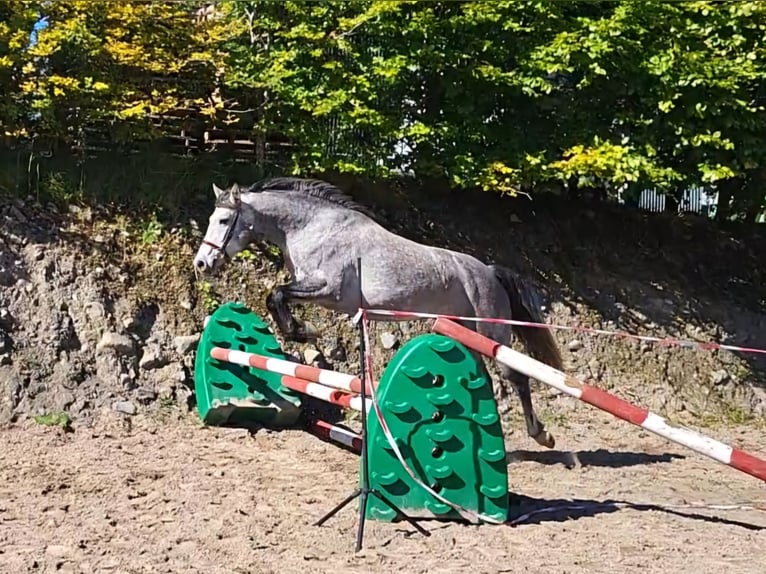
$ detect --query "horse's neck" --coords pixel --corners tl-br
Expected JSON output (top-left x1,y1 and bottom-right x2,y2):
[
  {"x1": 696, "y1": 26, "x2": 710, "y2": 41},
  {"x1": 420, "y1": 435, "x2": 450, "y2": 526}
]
[{"x1": 242, "y1": 191, "x2": 311, "y2": 249}]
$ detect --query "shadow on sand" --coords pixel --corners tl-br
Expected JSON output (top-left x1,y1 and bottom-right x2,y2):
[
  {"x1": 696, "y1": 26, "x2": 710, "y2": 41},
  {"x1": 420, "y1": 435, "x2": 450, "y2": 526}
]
[
  {"x1": 508, "y1": 493, "x2": 765, "y2": 531},
  {"x1": 507, "y1": 448, "x2": 685, "y2": 469}
]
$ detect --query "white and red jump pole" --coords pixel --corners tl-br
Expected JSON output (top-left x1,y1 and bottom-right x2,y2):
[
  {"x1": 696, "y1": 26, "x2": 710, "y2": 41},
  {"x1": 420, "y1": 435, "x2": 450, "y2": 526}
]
[
  {"x1": 432, "y1": 317, "x2": 766, "y2": 483},
  {"x1": 210, "y1": 347, "x2": 369, "y2": 451},
  {"x1": 210, "y1": 347, "x2": 374, "y2": 395}
]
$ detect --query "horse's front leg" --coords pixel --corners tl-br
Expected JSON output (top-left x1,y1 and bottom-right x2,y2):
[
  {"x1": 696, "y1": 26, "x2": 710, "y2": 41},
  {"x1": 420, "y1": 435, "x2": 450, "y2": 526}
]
[{"x1": 265, "y1": 278, "x2": 328, "y2": 343}]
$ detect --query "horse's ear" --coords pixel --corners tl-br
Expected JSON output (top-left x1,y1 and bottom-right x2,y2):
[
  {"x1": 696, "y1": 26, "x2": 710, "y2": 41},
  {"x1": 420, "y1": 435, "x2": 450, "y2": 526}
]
[
  {"x1": 230, "y1": 182, "x2": 241, "y2": 202},
  {"x1": 212, "y1": 183, "x2": 224, "y2": 198}
]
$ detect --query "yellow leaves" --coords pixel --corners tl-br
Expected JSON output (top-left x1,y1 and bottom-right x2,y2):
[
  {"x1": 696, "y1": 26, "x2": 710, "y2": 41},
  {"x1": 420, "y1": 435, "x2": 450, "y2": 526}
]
[
  {"x1": 19, "y1": 80, "x2": 36, "y2": 95},
  {"x1": 550, "y1": 141, "x2": 630, "y2": 179},
  {"x1": 404, "y1": 121, "x2": 432, "y2": 143},
  {"x1": 49, "y1": 75, "x2": 81, "y2": 90},
  {"x1": 118, "y1": 101, "x2": 147, "y2": 119},
  {"x1": 3, "y1": 127, "x2": 28, "y2": 137},
  {"x1": 104, "y1": 38, "x2": 145, "y2": 66},
  {"x1": 479, "y1": 161, "x2": 521, "y2": 196}
]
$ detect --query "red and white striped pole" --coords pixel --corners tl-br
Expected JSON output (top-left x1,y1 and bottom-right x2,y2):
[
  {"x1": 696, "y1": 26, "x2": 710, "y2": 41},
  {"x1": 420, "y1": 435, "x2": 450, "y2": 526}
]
[
  {"x1": 210, "y1": 347, "x2": 374, "y2": 395},
  {"x1": 305, "y1": 419, "x2": 363, "y2": 453},
  {"x1": 432, "y1": 318, "x2": 766, "y2": 483},
  {"x1": 280, "y1": 375, "x2": 369, "y2": 413}
]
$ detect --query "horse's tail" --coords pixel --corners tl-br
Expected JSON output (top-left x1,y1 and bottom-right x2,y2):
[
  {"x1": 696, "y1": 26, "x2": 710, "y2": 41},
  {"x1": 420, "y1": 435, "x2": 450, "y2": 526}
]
[{"x1": 489, "y1": 264, "x2": 563, "y2": 371}]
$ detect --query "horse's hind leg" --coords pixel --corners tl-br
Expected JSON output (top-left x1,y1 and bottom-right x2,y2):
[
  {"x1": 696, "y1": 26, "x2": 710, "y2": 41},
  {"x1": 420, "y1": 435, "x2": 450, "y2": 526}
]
[
  {"x1": 478, "y1": 321, "x2": 555, "y2": 449},
  {"x1": 468, "y1": 280, "x2": 556, "y2": 449},
  {"x1": 499, "y1": 364, "x2": 555, "y2": 448}
]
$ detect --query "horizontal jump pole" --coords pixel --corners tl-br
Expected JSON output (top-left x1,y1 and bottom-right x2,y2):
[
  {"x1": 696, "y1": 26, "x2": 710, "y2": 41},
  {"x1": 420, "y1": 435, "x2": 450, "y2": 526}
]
[
  {"x1": 210, "y1": 347, "x2": 374, "y2": 395},
  {"x1": 305, "y1": 419, "x2": 362, "y2": 454},
  {"x1": 432, "y1": 318, "x2": 766, "y2": 484},
  {"x1": 280, "y1": 375, "x2": 369, "y2": 413}
]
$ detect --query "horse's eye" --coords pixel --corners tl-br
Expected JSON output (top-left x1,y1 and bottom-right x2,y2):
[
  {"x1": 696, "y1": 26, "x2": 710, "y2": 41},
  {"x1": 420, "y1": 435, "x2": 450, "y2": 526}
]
[{"x1": 220, "y1": 218, "x2": 229, "y2": 226}]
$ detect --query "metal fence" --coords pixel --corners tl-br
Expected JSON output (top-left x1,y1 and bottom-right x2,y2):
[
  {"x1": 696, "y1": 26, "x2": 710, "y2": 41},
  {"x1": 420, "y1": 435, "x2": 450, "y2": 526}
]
[{"x1": 636, "y1": 186, "x2": 719, "y2": 218}]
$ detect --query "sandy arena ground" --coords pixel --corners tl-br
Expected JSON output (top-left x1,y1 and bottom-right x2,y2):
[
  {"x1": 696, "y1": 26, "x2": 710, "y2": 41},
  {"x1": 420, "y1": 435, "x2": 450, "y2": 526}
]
[{"x1": 1, "y1": 407, "x2": 765, "y2": 574}]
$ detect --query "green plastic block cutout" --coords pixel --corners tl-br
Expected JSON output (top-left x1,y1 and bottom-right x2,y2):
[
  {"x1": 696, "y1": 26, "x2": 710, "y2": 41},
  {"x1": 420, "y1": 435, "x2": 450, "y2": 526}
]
[
  {"x1": 365, "y1": 333, "x2": 509, "y2": 524},
  {"x1": 193, "y1": 302, "x2": 302, "y2": 427}
]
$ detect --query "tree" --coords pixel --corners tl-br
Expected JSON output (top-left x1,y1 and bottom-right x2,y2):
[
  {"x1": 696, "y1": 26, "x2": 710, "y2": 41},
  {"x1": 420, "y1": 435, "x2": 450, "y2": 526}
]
[
  {"x1": 3, "y1": 1, "x2": 765, "y2": 221},
  {"x1": 12, "y1": 0, "x2": 231, "y2": 145},
  {"x1": 0, "y1": 0, "x2": 40, "y2": 137}
]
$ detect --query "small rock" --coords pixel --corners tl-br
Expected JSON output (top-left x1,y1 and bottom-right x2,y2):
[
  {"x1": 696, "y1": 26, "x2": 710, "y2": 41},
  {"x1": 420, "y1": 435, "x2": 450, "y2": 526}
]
[
  {"x1": 0, "y1": 338, "x2": 7, "y2": 353},
  {"x1": 112, "y1": 401, "x2": 137, "y2": 416},
  {"x1": 710, "y1": 369, "x2": 729, "y2": 386},
  {"x1": 325, "y1": 339, "x2": 347, "y2": 362},
  {"x1": 180, "y1": 300, "x2": 193, "y2": 311},
  {"x1": 139, "y1": 350, "x2": 168, "y2": 371},
  {"x1": 285, "y1": 352, "x2": 302, "y2": 364},
  {"x1": 119, "y1": 373, "x2": 132, "y2": 387},
  {"x1": 154, "y1": 363, "x2": 188, "y2": 385},
  {"x1": 135, "y1": 388, "x2": 157, "y2": 404},
  {"x1": 380, "y1": 332, "x2": 398, "y2": 350},
  {"x1": 175, "y1": 386, "x2": 193, "y2": 411},
  {"x1": 45, "y1": 544, "x2": 72, "y2": 558},
  {"x1": 174, "y1": 334, "x2": 200, "y2": 355},
  {"x1": 303, "y1": 348, "x2": 322, "y2": 365},
  {"x1": 85, "y1": 302, "x2": 105, "y2": 321},
  {"x1": 0, "y1": 354, "x2": 11, "y2": 366},
  {"x1": 568, "y1": 339, "x2": 583, "y2": 352},
  {"x1": 96, "y1": 332, "x2": 135, "y2": 356}
]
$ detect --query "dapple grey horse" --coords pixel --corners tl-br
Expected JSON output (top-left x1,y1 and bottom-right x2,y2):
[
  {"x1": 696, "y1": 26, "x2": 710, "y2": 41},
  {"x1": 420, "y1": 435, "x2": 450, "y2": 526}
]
[{"x1": 193, "y1": 177, "x2": 562, "y2": 448}]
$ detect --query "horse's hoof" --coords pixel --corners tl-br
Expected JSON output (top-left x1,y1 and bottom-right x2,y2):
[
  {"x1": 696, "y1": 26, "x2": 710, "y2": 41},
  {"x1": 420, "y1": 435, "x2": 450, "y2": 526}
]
[
  {"x1": 301, "y1": 321, "x2": 321, "y2": 340},
  {"x1": 291, "y1": 321, "x2": 321, "y2": 343},
  {"x1": 533, "y1": 430, "x2": 556, "y2": 449}
]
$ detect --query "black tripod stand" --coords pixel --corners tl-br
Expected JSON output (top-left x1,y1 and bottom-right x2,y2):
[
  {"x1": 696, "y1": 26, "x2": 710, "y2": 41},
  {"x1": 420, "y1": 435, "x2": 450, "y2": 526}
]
[{"x1": 314, "y1": 259, "x2": 430, "y2": 552}]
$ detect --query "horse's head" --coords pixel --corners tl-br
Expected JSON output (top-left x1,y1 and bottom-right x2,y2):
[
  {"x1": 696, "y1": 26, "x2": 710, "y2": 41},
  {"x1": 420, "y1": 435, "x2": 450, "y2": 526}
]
[{"x1": 193, "y1": 182, "x2": 250, "y2": 274}]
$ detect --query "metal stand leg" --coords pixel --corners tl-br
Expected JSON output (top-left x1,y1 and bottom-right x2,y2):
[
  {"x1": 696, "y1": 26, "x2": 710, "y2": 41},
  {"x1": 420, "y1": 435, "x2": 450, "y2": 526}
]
[{"x1": 314, "y1": 258, "x2": 430, "y2": 551}]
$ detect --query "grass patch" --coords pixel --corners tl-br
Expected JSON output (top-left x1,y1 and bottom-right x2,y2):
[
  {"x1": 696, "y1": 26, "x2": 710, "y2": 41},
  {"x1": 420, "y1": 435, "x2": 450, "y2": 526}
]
[{"x1": 33, "y1": 412, "x2": 73, "y2": 432}]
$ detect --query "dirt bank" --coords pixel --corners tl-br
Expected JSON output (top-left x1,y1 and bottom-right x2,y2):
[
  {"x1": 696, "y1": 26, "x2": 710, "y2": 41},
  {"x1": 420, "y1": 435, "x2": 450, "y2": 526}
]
[{"x1": 1, "y1": 184, "x2": 764, "y2": 427}]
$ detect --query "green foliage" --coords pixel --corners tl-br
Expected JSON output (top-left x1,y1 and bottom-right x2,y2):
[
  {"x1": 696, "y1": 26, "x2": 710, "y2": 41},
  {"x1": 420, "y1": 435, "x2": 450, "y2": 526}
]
[
  {"x1": 1, "y1": 0, "x2": 765, "y2": 221},
  {"x1": 33, "y1": 411, "x2": 73, "y2": 431},
  {"x1": 213, "y1": 0, "x2": 766, "y2": 219},
  {"x1": 196, "y1": 280, "x2": 220, "y2": 313},
  {"x1": 140, "y1": 215, "x2": 163, "y2": 245},
  {"x1": 3, "y1": 0, "x2": 233, "y2": 143}
]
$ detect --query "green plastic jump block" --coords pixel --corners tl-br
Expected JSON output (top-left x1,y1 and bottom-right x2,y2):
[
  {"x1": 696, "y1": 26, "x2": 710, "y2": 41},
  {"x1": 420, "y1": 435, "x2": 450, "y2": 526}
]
[
  {"x1": 193, "y1": 302, "x2": 302, "y2": 427},
  {"x1": 365, "y1": 333, "x2": 509, "y2": 524}
]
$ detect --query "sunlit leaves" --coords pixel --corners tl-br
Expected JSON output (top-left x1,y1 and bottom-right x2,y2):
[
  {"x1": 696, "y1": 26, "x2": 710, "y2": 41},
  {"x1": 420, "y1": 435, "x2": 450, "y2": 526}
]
[
  {"x1": 4, "y1": 0, "x2": 234, "y2": 141},
  {"x1": 1, "y1": 0, "x2": 765, "y2": 219}
]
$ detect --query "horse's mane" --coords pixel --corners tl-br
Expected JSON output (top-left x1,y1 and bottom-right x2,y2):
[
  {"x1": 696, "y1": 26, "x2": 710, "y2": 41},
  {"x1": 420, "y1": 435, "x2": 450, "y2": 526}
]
[{"x1": 243, "y1": 176, "x2": 375, "y2": 218}]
